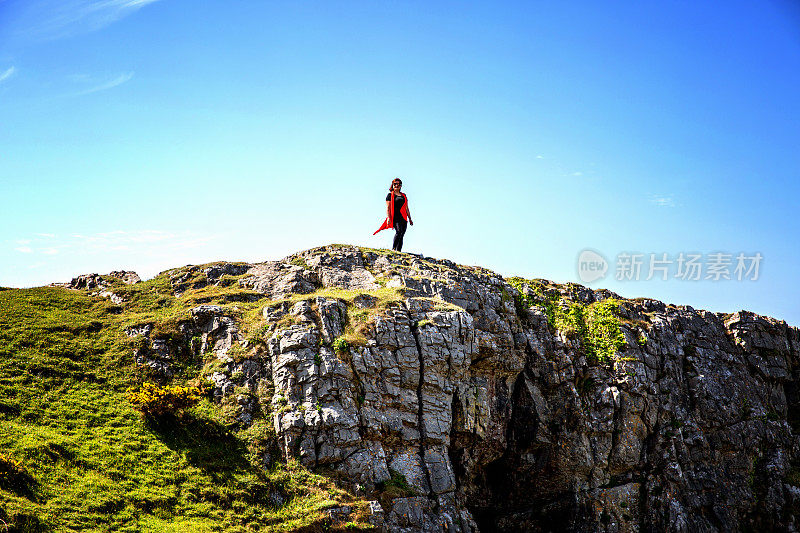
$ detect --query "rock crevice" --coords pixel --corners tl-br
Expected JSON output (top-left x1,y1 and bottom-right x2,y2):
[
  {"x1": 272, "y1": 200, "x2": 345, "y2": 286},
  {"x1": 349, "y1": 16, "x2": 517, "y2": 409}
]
[{"x1": 409, "y1": 317, "x2": 437, "y2": 505}]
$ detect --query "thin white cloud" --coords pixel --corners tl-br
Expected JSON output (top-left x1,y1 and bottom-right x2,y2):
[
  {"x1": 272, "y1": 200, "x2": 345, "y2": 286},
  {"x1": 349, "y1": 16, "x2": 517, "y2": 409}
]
[
  {"x1": 10, "y1": 230, "x2": 218, "y2": 282},
  {"x1": 71, "y1": 72, "x2": 133, "y2": 96},
  {"x1": 648, "y1": 194, "x2": 677, "y2": 208},
  {"x1": 72, "y1": 229, "x2": 181, "y2": 246},
  {"x1": 535, "y1": 155, "x2": 544, "y2": 159},
  {"x1": 64, "y1": 230, "x2": 213, "y2": 252},
  {"x1": 12, "y1": 0, "x2": 162, "y2": 42},
  {"x1": 0, "y1": 67, "x2": 16, "y2": 83},
  {"x1": 572, "y1": 172, "x2": 583, "y2": 177},
  {"x1": 11, "y1": 230, "x2": 213, "y2": 259}
]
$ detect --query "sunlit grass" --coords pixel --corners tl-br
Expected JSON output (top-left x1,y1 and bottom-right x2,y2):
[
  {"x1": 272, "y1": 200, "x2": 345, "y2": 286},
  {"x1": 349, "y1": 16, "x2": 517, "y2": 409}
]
[{"x1": 0, "y1": 280, "x2": 374, "y2": 531}]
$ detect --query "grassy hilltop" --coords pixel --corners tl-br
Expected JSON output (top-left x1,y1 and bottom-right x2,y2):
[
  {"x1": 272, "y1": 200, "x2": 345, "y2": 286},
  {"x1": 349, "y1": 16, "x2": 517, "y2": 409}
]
[{"x1": 0, "y1": 266, "x2": 375, "y2": 532}]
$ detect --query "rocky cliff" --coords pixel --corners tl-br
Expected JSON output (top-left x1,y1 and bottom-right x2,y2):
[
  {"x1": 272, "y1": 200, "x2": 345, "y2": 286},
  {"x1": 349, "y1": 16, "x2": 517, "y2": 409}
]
[{"x1": 128, "y1": 245, "x2": 800, "y2": 532}]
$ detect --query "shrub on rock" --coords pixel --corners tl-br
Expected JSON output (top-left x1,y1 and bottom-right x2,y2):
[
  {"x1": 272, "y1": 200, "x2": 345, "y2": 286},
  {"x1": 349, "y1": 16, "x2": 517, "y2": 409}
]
[{"x1": 332, "y1": 337, "x2": 350, "y2": 354}]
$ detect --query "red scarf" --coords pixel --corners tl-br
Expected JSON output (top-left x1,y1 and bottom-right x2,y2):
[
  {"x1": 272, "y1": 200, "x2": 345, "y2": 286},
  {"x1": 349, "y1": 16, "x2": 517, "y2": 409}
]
[{"x1": 374, "y1": 192, "x2": 409, "y2": 234}]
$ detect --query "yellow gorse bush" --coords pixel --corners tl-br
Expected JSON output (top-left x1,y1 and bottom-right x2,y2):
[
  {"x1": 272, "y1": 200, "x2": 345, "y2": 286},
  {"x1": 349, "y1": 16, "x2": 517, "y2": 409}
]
[{"x1": 126, "y1": 381, "x2": 201, "y2": 417}]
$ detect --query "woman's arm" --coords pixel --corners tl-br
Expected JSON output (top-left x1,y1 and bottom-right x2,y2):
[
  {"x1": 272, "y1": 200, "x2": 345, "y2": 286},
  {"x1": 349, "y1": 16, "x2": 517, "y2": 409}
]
[
  {"x1": 386, "y1": 200, "x2": 392, "y2": 220},
  {"x1": 407, "y1": 205, "x2": 413, "y2": 225}
]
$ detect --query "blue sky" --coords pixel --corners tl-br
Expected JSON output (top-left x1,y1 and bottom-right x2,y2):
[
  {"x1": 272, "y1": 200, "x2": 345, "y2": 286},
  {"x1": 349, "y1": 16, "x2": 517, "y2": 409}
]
[{"x1": 2, "y1": 0, "x2": 799, "y2": 326}]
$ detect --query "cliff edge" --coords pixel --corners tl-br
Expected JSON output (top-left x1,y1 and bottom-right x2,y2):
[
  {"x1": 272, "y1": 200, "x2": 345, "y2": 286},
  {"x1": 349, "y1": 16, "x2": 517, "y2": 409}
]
[
  {"x1": 5, "y1": 244, "x2": 799, "y2": 532},
  {"x1": 128, "y1": 244, "x2": 800, "y2": 532}
]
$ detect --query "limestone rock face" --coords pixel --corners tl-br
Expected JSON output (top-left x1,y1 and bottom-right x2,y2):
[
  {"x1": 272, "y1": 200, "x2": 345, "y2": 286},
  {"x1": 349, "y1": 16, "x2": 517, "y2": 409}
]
[
  {"x1": 126, "y1": 304, "x2": 246, "y2": 381},
  {"x1": 240, "y1": 262, "x2": 320, "y2": 298},
  {"x1": 107, "y1": 270, "x2": 141, "y2": 284},
  {"x1": 60, "y1": 270, "x2": 140, "y2": 304},
  {"x1": 125, "y1": 324, "x2": 174, "y2": 378},
  {"x1": 167, "y1": 246, "x2": 800, "y2": 532},
  {"x1": 67, "y1": 273, "x2": 106, "y2": 290},
  {"x1": 66, "y1": 270, "x2": 140, "y2": 289},
  {"x1": 190, "y1": 304, "x2": 243, "y2": 358}
]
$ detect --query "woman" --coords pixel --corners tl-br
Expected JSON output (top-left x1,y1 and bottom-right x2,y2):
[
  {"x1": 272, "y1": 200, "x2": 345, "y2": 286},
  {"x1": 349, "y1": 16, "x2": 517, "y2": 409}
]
[{"x1": 373, "y1": 177, "x2": 414, "y2": 251}]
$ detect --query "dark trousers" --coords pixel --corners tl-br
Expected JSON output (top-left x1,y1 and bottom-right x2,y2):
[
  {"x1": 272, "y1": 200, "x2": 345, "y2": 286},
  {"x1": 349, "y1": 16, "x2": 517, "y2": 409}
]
[{"x1": 392, "y1": 219, "x2": 407, "y2": 251}]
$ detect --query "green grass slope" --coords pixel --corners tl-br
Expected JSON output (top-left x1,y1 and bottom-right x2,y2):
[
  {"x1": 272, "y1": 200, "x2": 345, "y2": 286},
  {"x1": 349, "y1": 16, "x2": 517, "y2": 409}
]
[{"x1": 0, "y1": 271, "x2": 372, "y2": 532}]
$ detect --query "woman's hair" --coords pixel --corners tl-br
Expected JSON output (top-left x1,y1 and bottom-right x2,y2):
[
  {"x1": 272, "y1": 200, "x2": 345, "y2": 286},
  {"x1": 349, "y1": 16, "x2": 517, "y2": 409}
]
[{"x1": 389, "y1": 177, "x2": 402, "y2": 193}]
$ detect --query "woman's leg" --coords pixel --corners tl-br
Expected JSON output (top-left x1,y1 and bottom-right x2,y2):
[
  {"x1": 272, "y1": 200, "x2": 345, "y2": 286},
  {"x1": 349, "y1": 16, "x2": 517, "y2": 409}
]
[{"x1": 392, "y1": 219, "x2": 407, "y2": 251}]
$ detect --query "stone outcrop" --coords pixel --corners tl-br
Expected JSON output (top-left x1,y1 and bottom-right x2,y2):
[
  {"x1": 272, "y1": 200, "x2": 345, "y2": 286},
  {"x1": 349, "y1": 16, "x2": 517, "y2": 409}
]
[
  {"x1": 58, "y1": 270, "x2": 141, "y2": 304},
  {"x1": 66, "y1": 270, "x2": 141, "y2": 290},
  {"x1": 68, "y1": 273, "x2": 106, "y2": 290},
  {"x1": 240, "y1": 262, "x2": 320, "y2": 298},
  {"x1": 107, "y1": 270, "x2": 142, "y2": 285},
  {"x1": 126, "y1": 304, "x2": 244, "y2": 380},
  {"x1": 132, "y1": 246, "x2": 800, "y2": 532}
]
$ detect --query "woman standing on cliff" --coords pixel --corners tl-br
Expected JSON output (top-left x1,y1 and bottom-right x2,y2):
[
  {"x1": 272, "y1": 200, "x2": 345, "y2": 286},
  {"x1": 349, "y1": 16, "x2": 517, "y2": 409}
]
[{"x1": 373, "y1": 177, "x2": 414, "y2": 251}]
